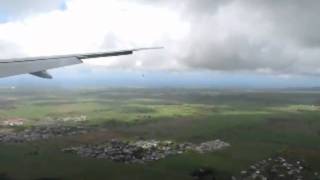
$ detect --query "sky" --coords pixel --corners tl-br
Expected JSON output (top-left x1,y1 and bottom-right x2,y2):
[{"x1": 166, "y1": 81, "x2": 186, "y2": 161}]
[{"x1": 0, "y1": 0, "x2": 320, "y2": 88}]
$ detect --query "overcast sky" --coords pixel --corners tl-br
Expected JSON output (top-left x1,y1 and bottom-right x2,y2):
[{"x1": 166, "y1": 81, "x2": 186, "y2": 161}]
[{"x1": 0, "y1": 0, "x2": 320, "y2": 88}]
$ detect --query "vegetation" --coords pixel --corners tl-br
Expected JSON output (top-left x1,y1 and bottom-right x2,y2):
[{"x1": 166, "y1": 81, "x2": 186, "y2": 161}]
[{"x1": 0, "y1": 88, "x2": 319, "y2": 179}]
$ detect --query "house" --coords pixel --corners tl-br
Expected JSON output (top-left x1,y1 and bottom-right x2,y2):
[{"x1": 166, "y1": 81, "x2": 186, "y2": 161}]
[{"x1": 3, "y1": 118, "x2": 25, "y2": 126}]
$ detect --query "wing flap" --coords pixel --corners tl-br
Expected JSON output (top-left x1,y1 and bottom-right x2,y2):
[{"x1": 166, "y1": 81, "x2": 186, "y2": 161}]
[{"x1": 30, "y1": 70, "x2": 53, "y2": 79}]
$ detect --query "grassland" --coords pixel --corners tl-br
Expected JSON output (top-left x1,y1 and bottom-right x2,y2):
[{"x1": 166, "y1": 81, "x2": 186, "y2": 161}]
[{"x1": 0, "y1": 88, "x2": 319, "y2": 179}]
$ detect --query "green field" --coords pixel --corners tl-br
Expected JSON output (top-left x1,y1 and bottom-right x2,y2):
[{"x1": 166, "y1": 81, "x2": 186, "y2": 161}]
[{"x1": 0, "y1": 88, "x2": 320, "y2": 179}]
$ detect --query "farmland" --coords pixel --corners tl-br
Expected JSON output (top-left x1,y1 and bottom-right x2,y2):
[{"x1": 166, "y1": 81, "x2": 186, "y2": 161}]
[{"x1": 0, "y1": 88, "x2": 319, "y2": 179}]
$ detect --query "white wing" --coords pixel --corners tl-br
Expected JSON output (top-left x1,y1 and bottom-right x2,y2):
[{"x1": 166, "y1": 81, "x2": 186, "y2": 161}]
[{"x1": 0, "y1": 47, "x2": 162, "y2": 79}]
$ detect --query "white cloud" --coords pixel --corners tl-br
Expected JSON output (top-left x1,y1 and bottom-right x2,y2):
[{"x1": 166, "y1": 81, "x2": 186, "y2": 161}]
[
  {"x1": 0, "y1": 0, "x2": 320, "y2": 76},
  {"x1": 0, "y1": 0, "x2": 189, "y2": 71}
]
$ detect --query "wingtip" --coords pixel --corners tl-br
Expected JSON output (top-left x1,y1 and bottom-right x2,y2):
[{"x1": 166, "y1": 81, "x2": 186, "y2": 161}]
[{"x1": 133, "y1": 47, "x2": 164, "y2": 51}]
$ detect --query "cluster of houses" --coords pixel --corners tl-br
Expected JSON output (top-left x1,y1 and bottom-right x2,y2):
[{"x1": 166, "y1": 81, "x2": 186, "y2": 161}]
[
  {"x1": 0, "y1": 125, "x2": 90, "y2": 143},
  {"x1": 62, "y1": 139, "x2": 231, "y2": 164},
  {"x1": 1, "y1": 115, "x2": 87, "y2": 127},
  {"x1": 234, "y1": 156, "x2": 319, "y2": 180},
  {"x1": 2, "y1": 118, "x2": 25, "y2": 126}
]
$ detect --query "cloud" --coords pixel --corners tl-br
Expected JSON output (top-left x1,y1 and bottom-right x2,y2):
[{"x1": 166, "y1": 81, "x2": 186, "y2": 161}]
[
  {"x1": 0, "y1": 40, "x2": 24, "y2": 58},
  {"x1": 0, "y1": 0, "x2": 320, "y2": 76},
  {"x1": 0, "y1": 0, "x2": 66, "y2": 21},
  {"x1": 241, "y1": 0, "x2": 320, "y2": 47},
  {"x1": 166, "y1": 0, "x2": 320, "y2": 74}
]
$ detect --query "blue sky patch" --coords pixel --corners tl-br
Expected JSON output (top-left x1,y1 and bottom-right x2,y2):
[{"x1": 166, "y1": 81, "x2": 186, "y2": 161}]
[
  {"x1": 0, "y1": 11, "x2": 9, "y2": 23},
  {"x1": 59, "y1": 1, "x2": 68, "y2": 11}
]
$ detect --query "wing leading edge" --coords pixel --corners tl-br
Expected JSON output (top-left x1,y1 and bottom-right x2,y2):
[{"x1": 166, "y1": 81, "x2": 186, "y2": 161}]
[{"x1": 0, "y1": 47, "x2": 162, "y2": 79}]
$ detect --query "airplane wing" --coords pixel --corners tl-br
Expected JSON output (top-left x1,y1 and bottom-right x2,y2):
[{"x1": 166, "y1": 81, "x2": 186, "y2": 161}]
[{"x1": 0, "y1": 47, "x2": 162, "y2": 79}]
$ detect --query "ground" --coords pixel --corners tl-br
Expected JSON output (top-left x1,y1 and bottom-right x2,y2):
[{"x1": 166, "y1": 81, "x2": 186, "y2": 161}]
[{"x1": 0, "y1": 88, "x2": 319, "y2": 180}]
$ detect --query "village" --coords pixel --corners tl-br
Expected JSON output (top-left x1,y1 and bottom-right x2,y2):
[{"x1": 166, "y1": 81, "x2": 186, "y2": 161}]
[
  {"x1": 0, "y1": 114, "x2": 319, "y2": 180},
  {"x1": 0, "y1": 125, "x2": 90, "y2": 143},
  {"x1": 190, "y1": 156, "x2": 320, "y2": 180},
  {"x1": 234, "y1": 156, "x2": 320, "y2": 180},
  {"x1": 62, "y1": 139, "x2": 231, "y2": 164}
]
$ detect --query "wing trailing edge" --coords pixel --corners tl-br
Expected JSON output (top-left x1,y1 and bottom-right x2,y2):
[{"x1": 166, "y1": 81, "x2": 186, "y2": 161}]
[{"x1": 0, "y1": 47, "x2": 163, "y2": 79}]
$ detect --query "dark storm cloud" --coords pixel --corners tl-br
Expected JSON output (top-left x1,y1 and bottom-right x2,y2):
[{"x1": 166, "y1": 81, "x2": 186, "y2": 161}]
[
  {"x1": 134, "y1": 0, "x2": 320, "y2": 74},
  {"x1": 182, "y1": 35, "x2": 297, "y2": 72},
  {"x1": 241, "y1": 0, "x2": 320, "y2": 47}
]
